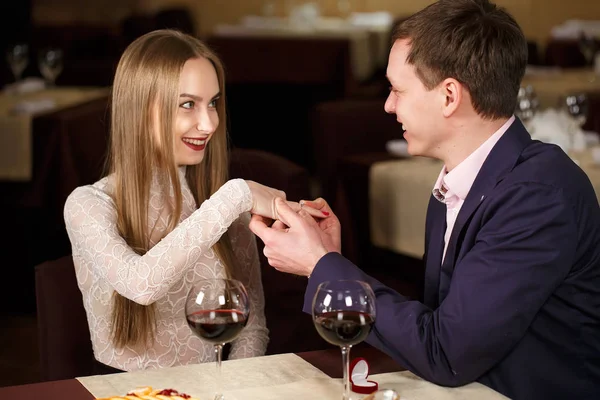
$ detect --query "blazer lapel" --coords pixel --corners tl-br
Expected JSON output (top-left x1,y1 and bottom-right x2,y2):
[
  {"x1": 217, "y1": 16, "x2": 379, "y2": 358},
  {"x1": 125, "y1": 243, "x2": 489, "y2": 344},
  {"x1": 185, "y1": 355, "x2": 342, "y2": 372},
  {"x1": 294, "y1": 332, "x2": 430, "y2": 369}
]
[
  {"x1": 424, "y1": 195, "x2": 446, "y2": 308},
  {"x1": 438, "y1": 118, "x2": 533, "y2": 302}
]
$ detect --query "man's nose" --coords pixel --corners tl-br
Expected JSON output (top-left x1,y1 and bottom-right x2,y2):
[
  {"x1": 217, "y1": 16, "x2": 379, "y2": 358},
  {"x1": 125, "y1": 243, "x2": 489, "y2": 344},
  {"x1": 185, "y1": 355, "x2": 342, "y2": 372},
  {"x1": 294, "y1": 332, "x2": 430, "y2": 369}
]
[{"x1": 384, "y1": 92, "x2": 395, "y2": 114}]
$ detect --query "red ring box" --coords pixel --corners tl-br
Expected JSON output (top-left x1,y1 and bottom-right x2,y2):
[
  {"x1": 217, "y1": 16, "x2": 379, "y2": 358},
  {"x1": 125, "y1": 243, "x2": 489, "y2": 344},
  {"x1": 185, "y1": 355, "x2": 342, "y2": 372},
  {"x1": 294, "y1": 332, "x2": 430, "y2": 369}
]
[{"x1": 350, "y1": 357, "x2": 379, "y2": 394}]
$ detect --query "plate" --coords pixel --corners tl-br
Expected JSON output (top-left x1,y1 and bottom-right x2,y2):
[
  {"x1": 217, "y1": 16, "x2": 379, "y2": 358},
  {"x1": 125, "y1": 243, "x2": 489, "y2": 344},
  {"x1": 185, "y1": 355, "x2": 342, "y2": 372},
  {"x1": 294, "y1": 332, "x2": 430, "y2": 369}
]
[{"x1": 385, "y1": 140, "x2": 410, "y2": 157}]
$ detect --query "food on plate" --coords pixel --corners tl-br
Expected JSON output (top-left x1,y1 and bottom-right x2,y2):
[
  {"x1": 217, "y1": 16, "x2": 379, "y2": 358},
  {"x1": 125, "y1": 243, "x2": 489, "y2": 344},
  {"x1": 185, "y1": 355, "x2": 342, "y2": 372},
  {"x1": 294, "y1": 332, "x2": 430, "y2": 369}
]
[{"x1": 95, "y1": 386, "x2": 200, "y2": 400}]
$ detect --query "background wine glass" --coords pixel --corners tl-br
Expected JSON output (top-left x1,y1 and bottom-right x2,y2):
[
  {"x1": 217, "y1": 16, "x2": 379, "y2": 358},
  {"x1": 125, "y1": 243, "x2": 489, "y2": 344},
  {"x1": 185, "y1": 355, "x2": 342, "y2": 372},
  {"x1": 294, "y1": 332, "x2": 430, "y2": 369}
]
[
  {"x1": 578, "y1": 34, "x2": 597, "y2": 67},
  {"x1": 185, "y1": 278, "x2": 250, "y2": 400},
  {"x1": 312, "y1": 280, "x2": 376, "y2": 400},
  {"x1": 6, "y1": 43, "x2": 29, "y2": 84},
  {"x1": 38, "y1": 47, "x2": 63, "y2": 87},
  {"x1": 515, "y1": 85, "x2": 539, "y2": 132},
  {"x1": 561, "y1": 92, "x2": 589, "y2": 161}
]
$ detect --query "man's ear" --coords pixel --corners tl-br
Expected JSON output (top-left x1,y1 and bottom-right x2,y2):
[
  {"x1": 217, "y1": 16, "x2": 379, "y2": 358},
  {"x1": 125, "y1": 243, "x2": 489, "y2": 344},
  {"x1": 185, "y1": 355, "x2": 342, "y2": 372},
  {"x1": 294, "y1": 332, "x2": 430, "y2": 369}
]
[{"x1": 441, "y1": 78, "x2": 462, "y2": 117}]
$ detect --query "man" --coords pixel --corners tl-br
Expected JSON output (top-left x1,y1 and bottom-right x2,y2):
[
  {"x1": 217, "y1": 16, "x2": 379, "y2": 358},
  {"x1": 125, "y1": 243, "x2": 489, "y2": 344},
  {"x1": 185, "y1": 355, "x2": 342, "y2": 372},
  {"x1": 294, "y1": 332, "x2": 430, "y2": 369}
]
[{"x1": 249, "y1": 0, "x2": 600, "y2": 399}]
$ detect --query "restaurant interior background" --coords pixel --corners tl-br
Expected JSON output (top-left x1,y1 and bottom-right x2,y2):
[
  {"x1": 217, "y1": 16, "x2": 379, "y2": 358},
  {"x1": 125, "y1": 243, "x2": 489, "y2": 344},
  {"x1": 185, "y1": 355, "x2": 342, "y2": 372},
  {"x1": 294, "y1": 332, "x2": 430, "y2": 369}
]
[{"x1": 1, "y1": 0, "x2": 600, "y2": 389}]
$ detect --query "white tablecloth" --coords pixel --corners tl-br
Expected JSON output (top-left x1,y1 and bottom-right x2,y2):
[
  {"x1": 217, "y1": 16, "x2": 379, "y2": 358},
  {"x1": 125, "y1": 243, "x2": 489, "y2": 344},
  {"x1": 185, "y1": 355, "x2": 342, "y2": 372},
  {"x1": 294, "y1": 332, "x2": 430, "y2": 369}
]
[
  {"x1": 370, "y1": 150, "x2": 600, "y2": 258},
  {"x1": 77, "y1": 353, "x2": 507, "y2": 400}
]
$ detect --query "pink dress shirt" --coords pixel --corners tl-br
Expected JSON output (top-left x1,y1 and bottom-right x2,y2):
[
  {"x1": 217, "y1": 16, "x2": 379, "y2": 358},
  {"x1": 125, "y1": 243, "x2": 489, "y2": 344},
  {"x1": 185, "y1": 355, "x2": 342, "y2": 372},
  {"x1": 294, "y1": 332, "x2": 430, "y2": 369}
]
[{"x1": 432, "y1": 116, "x2": 515, "y2": 262}]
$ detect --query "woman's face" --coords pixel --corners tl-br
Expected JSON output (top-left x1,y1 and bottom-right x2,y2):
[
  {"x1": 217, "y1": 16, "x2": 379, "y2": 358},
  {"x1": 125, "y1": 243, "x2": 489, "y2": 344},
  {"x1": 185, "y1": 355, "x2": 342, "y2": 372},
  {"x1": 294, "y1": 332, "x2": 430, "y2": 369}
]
[{"x1": 173, "y1": 57, "x2": 221, "y2": 166}]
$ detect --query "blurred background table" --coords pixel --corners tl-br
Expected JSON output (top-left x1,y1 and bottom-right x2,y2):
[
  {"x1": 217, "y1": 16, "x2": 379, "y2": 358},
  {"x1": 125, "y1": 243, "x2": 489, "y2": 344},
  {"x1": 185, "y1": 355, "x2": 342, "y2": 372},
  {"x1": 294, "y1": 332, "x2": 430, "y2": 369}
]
[
  {"x1": 0, "y1": 86, "x2": 110, "y2": 312},
  {"x1": 368, "y1": 149, "x2": 600, "y2": 258}
]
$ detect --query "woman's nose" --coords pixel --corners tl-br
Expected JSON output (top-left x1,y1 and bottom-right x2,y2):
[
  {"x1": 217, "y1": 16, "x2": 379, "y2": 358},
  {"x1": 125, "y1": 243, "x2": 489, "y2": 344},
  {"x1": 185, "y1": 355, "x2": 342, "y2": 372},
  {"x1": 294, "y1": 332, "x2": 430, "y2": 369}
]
[{"x1": 196, "y1": 111, "x2": 216, "y2": 133}]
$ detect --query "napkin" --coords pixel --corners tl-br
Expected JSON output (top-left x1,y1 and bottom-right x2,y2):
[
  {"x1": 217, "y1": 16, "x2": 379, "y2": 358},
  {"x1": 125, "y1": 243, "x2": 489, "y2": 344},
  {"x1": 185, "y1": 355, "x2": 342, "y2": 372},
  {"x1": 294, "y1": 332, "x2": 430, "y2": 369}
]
[
  {"x1": 288, "y1": 2, "x2": 321, "y2": 30},
  {"x1": 550, "y1": 19, "x2": 600, "y2": 40},
  {"x1": 349, "y1": 12, "x2": 393, "y2": 28},
  {"x1": 385, "y1": 139, "x2": 410, "y2": 157},
  {"x1": 550, "y1": 19, "x2": 600, "y2": 39},
  {"x1": 11, "y1": 98, "x2": 57, "y2": 114},
  {"x1": 527, "y1": 108, "x2": 587, "y2": 153},
  {"x1": 3, "y1": 77, "x2": 46, "y2": 95}
]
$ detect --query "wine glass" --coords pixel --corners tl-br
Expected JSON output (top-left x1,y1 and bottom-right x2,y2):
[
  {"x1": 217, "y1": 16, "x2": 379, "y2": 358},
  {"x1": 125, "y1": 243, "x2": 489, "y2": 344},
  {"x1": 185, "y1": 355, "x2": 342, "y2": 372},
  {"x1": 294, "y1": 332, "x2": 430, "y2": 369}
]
[
  {"x1": 515, "y1": 85, "x2": 539, "y2": 131},
  {"x1": 312, "y1": 280, "x2": 376, "y2": 400},
  {"x1": 578, "y1": 34, "x2": 597, "y2": 67},
  {"x1": 6, "y1": 43, "x2": 29, "y2": 83},
  {"x1": 185, "y1": 278, "x2": 250, "y2": 400},
  {"x1": 38, "y1": 47, "x2": 64, "y2": 87},
  {"x1": 561, "y1": 92, "x2": 589, "y2": 160}
]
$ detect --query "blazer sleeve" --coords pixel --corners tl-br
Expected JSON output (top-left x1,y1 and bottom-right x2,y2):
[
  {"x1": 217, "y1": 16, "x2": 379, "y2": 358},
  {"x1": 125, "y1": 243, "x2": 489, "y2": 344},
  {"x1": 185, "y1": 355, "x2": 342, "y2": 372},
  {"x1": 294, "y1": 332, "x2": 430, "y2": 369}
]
[{"x1": 304, "y1": 181, "x2": 577, "y2": 386}]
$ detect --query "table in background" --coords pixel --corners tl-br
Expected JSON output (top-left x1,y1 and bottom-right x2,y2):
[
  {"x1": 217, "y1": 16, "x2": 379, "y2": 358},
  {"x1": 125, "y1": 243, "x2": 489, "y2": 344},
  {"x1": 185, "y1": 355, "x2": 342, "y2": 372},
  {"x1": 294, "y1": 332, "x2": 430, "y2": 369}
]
[
  {"x1": 0, "y1": 87, "x2": 109, "y2": 181},
  {"x1": 207, "y1": 19, "x2": 391, "y2": 172},
  {"x1": 0, "y1": 87, "x2": 111, "y2": 313},
  {"x1": 369, "y1": 150, "x2": 600, "y2": 258},
  {"x1": 521, "y1": 68, "x2": 600, "y2": 134}
]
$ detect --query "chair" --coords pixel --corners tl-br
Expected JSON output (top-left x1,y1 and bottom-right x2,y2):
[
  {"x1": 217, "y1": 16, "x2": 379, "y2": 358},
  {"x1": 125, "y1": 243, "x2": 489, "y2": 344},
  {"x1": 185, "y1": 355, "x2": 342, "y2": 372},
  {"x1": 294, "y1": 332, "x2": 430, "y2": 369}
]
[
  {"x1": 527, "y1": 40, "x2": 542, "y2": 66},
  {"x1": 229, "y1": 147, "x2": 312, "y2": 202},
  {"x1": 154, "y1": 8, "x2": 196, "y2": 35},
  {"x1": 35, "y1": 255, "x2": 94, "y2": 381},
  {"x1": 311, "y1": 98, "x2": 400, "y2": 205},
  {"x1": 208, "y1": 36, "x2": 353, "y2": 171}
]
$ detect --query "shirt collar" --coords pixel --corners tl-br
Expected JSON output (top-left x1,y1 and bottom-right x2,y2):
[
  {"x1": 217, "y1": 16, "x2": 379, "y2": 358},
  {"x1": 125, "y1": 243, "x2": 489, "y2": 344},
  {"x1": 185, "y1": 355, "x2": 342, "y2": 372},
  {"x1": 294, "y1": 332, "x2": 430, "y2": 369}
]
[{"x1": 433, "y1": 115, "x2": 515, "y2": 204}]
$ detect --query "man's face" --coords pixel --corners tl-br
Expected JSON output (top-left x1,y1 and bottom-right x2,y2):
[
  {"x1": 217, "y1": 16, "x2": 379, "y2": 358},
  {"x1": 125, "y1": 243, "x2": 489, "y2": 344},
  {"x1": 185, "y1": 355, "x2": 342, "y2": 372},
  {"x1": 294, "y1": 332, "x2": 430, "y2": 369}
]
[{"x1": 384, "y1": 39, "x2": 447, "y2": 159}]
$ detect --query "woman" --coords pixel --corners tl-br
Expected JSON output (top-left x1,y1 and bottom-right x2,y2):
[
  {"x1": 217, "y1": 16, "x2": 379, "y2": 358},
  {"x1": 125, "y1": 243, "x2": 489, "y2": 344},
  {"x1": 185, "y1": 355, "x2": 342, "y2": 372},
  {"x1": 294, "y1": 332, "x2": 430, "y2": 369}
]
[{"x1": 64, "y1": 30, "x2": 316, "y2": 372}]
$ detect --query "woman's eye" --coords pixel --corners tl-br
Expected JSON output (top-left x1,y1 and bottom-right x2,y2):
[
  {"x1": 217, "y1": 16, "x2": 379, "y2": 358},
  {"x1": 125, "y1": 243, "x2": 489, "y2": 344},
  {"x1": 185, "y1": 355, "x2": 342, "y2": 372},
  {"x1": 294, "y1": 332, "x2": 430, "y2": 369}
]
[
  {"x1": 208, "y1": 98, "x2": 218, "y2": 108},
  {"x1": 180, "y1": 100, "x2": 194, "y2": 109}
]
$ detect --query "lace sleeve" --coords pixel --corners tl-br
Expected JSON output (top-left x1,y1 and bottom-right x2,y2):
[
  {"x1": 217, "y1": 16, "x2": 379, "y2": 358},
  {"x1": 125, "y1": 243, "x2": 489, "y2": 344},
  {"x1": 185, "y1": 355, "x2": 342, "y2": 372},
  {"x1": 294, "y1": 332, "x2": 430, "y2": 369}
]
[
  {"x1": 228, "y1": 212, "x2": 269, "y2": 358},
  {"x1": 64, "y1": 178, "x2": 253, "y2": 306}
]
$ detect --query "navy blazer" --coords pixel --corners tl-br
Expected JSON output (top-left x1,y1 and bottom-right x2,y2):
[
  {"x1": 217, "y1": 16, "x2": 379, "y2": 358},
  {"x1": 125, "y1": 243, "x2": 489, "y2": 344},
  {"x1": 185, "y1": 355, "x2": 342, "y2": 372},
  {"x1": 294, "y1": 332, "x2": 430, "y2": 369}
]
[{"x1": 304, "y1": 119, "x2": 600, "y2": 399}]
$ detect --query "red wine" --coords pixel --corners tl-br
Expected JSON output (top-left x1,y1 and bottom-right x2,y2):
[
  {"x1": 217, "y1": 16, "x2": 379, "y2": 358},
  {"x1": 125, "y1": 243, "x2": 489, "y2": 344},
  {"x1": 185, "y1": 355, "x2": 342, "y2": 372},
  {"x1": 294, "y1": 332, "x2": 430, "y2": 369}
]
[
  {"x1": 314, "y1": 311, "x2": 374, "y2": 346},
  {"x1": 186, "y1": 310, "x2": 248, "y2": 344}
]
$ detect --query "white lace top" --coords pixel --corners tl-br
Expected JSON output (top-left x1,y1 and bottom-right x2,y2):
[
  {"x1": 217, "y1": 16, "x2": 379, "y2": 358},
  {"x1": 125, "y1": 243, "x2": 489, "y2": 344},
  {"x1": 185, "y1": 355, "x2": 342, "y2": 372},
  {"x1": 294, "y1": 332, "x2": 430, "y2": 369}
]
[{"x1": 63, "y1": 170, "x2": 268, "y2": 371}]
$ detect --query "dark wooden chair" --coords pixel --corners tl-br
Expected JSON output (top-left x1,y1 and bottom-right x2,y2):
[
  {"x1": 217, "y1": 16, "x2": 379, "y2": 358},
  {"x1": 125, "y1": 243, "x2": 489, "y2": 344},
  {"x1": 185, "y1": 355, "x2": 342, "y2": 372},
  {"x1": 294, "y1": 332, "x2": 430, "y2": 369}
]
[
  {"x1": 154, "y1": 8, "x2": 196, "y2": 35},
  {"x1": 35, "y1": 255, "x2": 94, "y2": 381}
]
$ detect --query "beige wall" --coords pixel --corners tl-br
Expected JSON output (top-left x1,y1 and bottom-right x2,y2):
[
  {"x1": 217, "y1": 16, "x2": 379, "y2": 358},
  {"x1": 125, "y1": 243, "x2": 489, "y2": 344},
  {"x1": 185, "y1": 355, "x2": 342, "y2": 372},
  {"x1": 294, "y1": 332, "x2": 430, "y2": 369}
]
[{"x1": 33, "y1": 0, "x2": 600, "y2": 46}]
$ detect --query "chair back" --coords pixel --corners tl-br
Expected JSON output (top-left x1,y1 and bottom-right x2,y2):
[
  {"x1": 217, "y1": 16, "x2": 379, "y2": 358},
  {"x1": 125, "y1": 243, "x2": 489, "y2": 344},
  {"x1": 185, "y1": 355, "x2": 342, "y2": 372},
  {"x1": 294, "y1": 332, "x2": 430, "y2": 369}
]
[
  {"x1": 154, "y1": 8, "x2": 196, "y2": 35},
  {"x1": 35, "y1": 255, "x2": 94, "y2": 381}
]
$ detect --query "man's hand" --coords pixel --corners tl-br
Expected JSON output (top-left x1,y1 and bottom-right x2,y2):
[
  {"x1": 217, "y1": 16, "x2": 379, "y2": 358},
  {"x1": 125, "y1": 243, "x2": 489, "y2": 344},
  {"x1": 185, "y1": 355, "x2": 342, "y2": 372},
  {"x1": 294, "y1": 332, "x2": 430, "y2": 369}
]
[{"x1": 249, "y1": 198, "x2": 340, "y2": 276}]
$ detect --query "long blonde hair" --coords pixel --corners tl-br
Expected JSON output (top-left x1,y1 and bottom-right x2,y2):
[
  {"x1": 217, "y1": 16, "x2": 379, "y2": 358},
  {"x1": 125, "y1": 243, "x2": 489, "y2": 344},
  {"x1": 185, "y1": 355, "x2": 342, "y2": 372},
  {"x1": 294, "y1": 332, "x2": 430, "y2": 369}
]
[{"x1": 107, "y1": 29, "x2": 238, "y2": 349}]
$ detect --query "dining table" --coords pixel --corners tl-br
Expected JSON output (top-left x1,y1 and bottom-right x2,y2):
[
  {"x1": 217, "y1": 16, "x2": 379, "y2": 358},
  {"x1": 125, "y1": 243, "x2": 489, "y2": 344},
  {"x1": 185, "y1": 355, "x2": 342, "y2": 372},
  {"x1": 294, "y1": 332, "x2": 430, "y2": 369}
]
[{"x1": 0, "y1": 344, "x2": 508, "y2": 399}]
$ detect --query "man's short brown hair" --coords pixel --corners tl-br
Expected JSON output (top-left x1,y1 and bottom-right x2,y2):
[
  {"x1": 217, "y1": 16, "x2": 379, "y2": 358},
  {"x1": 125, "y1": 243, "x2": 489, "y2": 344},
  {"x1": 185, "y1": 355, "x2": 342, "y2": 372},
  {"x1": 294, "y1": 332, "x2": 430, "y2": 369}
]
[{"x1": 392, "y1": 0, "x2": 527, "y2": 119}]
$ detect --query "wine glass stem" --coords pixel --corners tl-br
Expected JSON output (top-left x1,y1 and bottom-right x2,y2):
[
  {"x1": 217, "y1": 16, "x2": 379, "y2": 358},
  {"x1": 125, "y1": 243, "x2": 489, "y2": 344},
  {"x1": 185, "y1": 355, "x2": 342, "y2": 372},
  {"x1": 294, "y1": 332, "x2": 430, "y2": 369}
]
[
  {"x1": 214, "y1": 343, "x2": 224, "y2": 400},
  {"x1": 341, "y1": 344, "x2": 351, "y2": 400}
]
